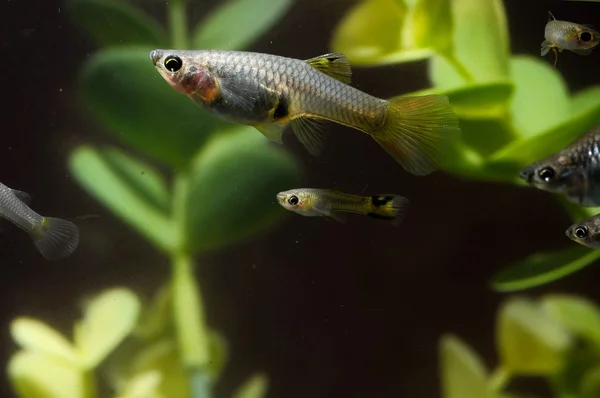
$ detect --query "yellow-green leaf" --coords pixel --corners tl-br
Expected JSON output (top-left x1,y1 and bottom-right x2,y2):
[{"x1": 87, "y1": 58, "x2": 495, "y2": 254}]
[
  {"x1": 581, "y1": 366, "x2": 600, "y2": 398},
  {"x1": 233, "y1": 373, "x2": 269, "y2": 398},
  {"x1": 440, "y1": 334, "x2": 491, "y2": 398},
  {"x1": 114, "y1": 371, "x2": 162, "y2": 398},
  {"x1": 8, "y1": 352, "x2": 83, "y2": 398},
  {"x1": 331, "y1": 0, "x2": 432, "y2": 66},
  {"x1": 10, "y1": 317, "x2": 78, "y2": 365},
  {"x1": 542, "y1": 295, "x2": 600, "y2": 348},
  {"x1": 429, "y1": 0, "x2": 509, "y2": 88},
  {"x1": 74, "y1": 288, "x2": 141, "y2": 369},
  {"x1": 497, "y1": 297, "x2": 571, "y2": 375},
  {"x1": 508, "y1": 56, "x2": 570, "y2": 138}
]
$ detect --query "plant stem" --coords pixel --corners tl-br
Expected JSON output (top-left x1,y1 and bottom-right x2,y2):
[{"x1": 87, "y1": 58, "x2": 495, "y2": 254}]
[
  {"x1": 441, "y1": 52, "x2": 474, "y2": 83},
  {"x1": 82, "y1": 369, "x2": 97, "y2": 398},
  {"x1": 489, "y1": 366, "x2": 510, "y2": 392},
  {"x1": 171, "y1": 174, "x2": 212, "y2": 397},
  {"x1": 168, "y1": 0, "x2": 188, "y2": 48},
  {"x1": 171, "y1": 251, "x2": 210, "y2": 368}
]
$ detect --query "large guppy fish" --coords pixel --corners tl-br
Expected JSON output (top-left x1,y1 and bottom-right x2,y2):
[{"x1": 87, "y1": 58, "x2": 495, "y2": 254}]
[
  {"x1": 519, "y1": 125, "x2": 600, "y2": 207},
  {"x1": 150, "y1": 49, "x2": 460, "y2": 176},
  {"x1": 0, "y1": 182, "x2": 79, "y2": 260}
]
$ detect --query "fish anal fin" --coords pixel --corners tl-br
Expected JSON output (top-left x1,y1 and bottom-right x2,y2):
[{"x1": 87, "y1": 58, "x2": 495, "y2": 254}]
[
  {"x1": 254, "y1": 123, "x2": 285, "y2": 144},
  {"x1": 11, "y1": 189, "x2": 31, "y2": 205},
  {"x1": 289, "y1": 116, "x2": 326, "y2": 156},
  {"x1": 305, "y1": 53, "x2": 352, "y2": 84},
  {"x1": 572, "y1": 47, "x2": 594, "y2": 56}
]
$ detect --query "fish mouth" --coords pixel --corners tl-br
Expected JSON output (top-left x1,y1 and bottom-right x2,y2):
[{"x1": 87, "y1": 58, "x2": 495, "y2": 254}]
[
  {"x1": 149, "y1": 50, "x2": 163, "y2": 66},
  {"x1": 276, "y1": 193, "x2": 286, "y2": 203},
  {"x1": 519, "y1": 167, "x2": 533, "y2": 183}
]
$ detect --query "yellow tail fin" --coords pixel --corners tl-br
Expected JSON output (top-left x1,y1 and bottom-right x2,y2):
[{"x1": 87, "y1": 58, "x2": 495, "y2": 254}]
[
  {"x1": 368, "y1": 195, "x2": 410, "y2": 226},
  {"x1": 371, "y1": 95, "x2": 459, "y2": 176}
]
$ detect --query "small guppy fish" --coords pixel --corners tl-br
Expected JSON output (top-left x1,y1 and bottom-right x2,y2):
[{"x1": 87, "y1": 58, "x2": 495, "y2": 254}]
[
  {"x1": 0, "y1": 182, "x2": 79, "y2": 260},
  {"x1": 519, "y1": 125, "x2": 600, "y2": 207},
  {"x1": 542, "y1": 12, "x2": 600, "y2": 67},
  {"x1": 276, "y1": 188, "x2": 409, "y2": 225},
  {"x1": 566, "y1": 214, "x2": 600, "y2": 248},
  {"x1": 150, "y1": 49, "x2": 460, "y2": 176}
]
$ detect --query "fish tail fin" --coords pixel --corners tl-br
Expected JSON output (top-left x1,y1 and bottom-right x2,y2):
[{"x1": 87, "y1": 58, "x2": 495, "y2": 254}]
[
  {"x1": 370, "y1": 95, "x2": 459, "y2": 176},
  {"x1": 31, "y1": 217, "x2": 80, "y2": 261},
  {"x1": 367, "y1": 195, "x2": 410, "y2": 226}
]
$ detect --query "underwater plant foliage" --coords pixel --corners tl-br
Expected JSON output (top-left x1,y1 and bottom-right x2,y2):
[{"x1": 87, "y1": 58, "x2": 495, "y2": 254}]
[
  {"x1": 332, "y1": 0, "x2": 600, "y2": 290},
  {"x1": 440, "y1": 294, "x2": 600, "y2": 398},
  {"x1": 7, "y1": 0, "x2": 298, "y2": 397}
]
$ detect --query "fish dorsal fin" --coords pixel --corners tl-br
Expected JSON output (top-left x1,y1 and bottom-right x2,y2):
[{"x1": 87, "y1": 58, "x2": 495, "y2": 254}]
[
  {"x1": 548, "y1": 11, "x2": 556, "y2": 21},
  {"x1": 305, "y1": 53, "x2": 352, "y2": 84},
  {"x1": 11, "y1": 189, "x2": 31, "y2": 205},
  {"x1": 289, "y1": 116, "x2": 326, "y2": 156}
]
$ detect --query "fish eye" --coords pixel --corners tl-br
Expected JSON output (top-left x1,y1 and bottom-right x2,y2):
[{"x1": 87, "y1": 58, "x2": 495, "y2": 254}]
[
  {"x1": 538, "y1": 167, "x2": 555, "y2": 182},
  {"x1": 575, "y1": 226, "x2": 589, "y2": 239},
  {"x1": 287, "y1": 195, "x2": 299, "y2": 206},
  {"x1": 164, "y1": 55, "x2": 183, "y2": 72},
  {"x1": 580, "y1": 31, "x2": 593, "y2": 42}
]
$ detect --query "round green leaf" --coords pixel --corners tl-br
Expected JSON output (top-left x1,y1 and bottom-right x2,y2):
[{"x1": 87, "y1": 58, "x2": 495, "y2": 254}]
[
  {"x1": 193, "y1": 0, "x2": 292, "y2": 50},
  {"x1": 69, "y1": 146, "x2": 175, "y2": 252},
  {"x1": 123, "y1": 339, "x2": 190, "y2": 398},
  {"x1": 8, "y1": 352, "x2": 84, "y2": 398},
  {"x1": 429, "y1": 0, "x2": 509, "y2": 88},
  {"x1": 497, "y1": 297, "x2": 572, "y2": 375},
  {"x1": 114, "y1": 371, "x2": 162, "y2": 398},
  {"x1": 184, "y1": 127, "x2": 302, "y2": 254},
  {"x1": 492, "y1": 246, "x2": 600, "y2": 292},
  {"x1": 233, "y1": 373, "x2": 269, "y2": 398},
  {"x1": 489, "y1": 88, "x2": 600, "y2": 167},
  {"x1": 80, "y1": 47, "x2": 224, "y2": 167},
  {"x1": 508, "y1": 56, "x2": 570, "y2": 138},
  {"x1": 67, "y1": 0, "x2": 167, "y2": 48},
  {"x1": 542, "y1": 295, "x2": 600, "y2": 348},
  {"x1": 10, "y1": 318, "x2": 78, "y2": 365},
  {"x1": 74, "y1": 287, "x2": 141, "y2": 369},
  {"x1": 439, "y1": 335, "x2": 491, "y2": 398},
  {"x1": 331, "y1": 0, "x2": 433, "y2": 66}
]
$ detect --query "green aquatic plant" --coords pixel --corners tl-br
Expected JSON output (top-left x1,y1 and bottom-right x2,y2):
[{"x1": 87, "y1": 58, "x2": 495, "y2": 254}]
[
  {"x1": 6, "y1": 0, "x2": 300, "y2": 397},
  {"x1": 440, "y1": 294, "x2": 600, "y2": 398},
  {"x1": 332, "y1": 0, "x2": 600, "y2": 291}
]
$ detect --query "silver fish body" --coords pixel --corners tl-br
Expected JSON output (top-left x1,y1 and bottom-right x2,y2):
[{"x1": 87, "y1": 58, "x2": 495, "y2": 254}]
[
  {"x1": 520, "y1": 125, "x2": 600, "y2": 206},
  {"x1": 151, "y1": 49, "x2": 460, "y2": 176},
  {"x1": 0, "y1": 182, "x2": 79, "y2": 260}
]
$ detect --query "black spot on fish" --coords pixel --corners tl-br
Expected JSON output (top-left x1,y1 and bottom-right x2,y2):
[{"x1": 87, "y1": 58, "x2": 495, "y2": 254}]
[
  {"x1": 371, "y1": 195, "x2": 392, "y2": 207},
  {"x1": 327, "y1": 56, "x2": 337, "y2": 62},
  {"x1": 274, "y1": 96, "x2": 289, "y2": 120}
]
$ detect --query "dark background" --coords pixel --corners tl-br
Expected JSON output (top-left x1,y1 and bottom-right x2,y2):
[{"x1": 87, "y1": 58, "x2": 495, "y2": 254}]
[{"x1": 2, "y1": 0, "x2": 600, "y2": 397}]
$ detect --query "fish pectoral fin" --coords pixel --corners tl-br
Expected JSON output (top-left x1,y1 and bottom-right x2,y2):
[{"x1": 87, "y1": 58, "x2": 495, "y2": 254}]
[
  {"x1": 289, "y1": 116, "x2": 326, "y2": 156},
  {"x1": 312, "y1": 205, "x2": 346, "y2": 223},
  {"x1": 11, "y1": 189, "x2": 31, "y2": 205},
  {"x1": 304, "y1": 53, "x2": 352, "y2": 84},
  {"x1": 218, "y1": 76, "x2": 262, "y2": 113},
  {"x1": 541, "y1": 40, "x2": 553, "y2": 56},
  {"x1": 254, "y1": 123, "x2": 285, "y2": 144}
]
